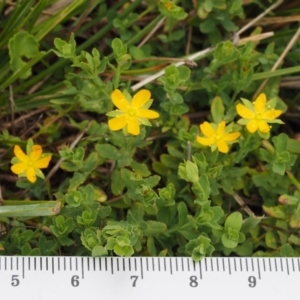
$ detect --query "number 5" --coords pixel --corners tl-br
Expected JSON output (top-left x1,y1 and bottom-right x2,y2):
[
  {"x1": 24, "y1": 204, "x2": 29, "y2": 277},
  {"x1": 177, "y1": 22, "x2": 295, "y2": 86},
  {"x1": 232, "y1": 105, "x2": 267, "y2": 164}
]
[{"x1": 11, "y1": 275, "x2": 20, "y2": 287}]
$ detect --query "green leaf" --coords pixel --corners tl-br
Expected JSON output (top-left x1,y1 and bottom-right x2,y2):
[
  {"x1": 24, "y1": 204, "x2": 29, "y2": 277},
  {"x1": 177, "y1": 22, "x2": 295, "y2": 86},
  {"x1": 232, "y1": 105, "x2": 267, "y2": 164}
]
[
  {"x1": 241, "y1": 215, "x2": 263, "y2": 233},
  {"x1": 214, "y1": 41, "x2": 240, "y2": 64},
  {"x1": 193, "y1": 174, "x2": 211, "y2": 204},
  {"x1": 178, "y1": 161, "x2": 199, "y2": 183},
  {"x1": 142, "y1": 221, "x2": 167, "y2": 236},
  {"x1": 273, "y1": 133, "x2": 288, "y2": 152},
  {"x1": 263, "y1": 205, "x2": 286, "y2": 219},
  {"x1": 222, "y1": 233, "x2": 238, "y2": 248},
  {"x1": 158, "y1": 0, "x2": 188, "y2": 20},
  {"x1": 9, "y1": 31, "x2": 39, "y2": 79},
  {"x1": 92, "y1": 245, "x2": 108, "y2": 257},
  {"x1": 95, "y1": 143, "x2": 119, "y2": 160},
  {"x1": 53, "y1": 32, "x2": 76, "y2": 59},
  {"x1": 211, "y1": 96, "x2": 225, "y2": 124},
  {"x1": 178, "y1": 66, "x2": 191, "y2": 82},
  {"x1": 265, "y1": 231, "x2": 278, "y2": 249},
  {"x1": 224, "y1": 212, "x2": 243, "y2": 232},
  {"x1": 280, "y1": 244, "x2": 294, "y2": 257}
]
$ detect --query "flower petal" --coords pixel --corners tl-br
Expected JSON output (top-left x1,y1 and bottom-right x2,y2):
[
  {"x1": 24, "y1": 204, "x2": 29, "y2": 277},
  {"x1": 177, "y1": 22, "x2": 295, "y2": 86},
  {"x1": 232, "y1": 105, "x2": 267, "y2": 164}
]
[
  {"x1": 200, "y1": 122, "x2": 215, "y2": 138},
  {"x1": 254, "y1": 93, "x2": 266, "y2": 113},
  {"x1": 14, "y1": 145, "x2": 28, "y2": 163},
  {"x1": 111, "y1": 89, "x2": 129, "y2": 111},
  {"x1": 137, "y1": 109, "x2": 159, "y2": 119},
  {"x1": 34, "y1": 155, "x2": 52, "y2": 169},
  {"x1": 131, "y1": 90, "x2": 151, "y2": 109},
  {"x1": 11, "y1": 162, "x2": 28, "y2": 175},
  {"x1": 29, "y1": 145, "x2": 42, "y2": 161},
  {"x1": 216, "y1": 121, "x2": 226, "y2": 135},
  {"x1": 108, "y1": 115, "x2": 128, "y2": 131},
  {"x1": 258, "y1": 120, "x2": 270, "y2": 133},
  {"x1": 196, "y1": 136, "x2": 213, "y2": 146},
  {"x1": 127, "y1": 118, "x2": 140, "y2": 135},
  {"x1": 222, "y1": 132, "x2": 240, "y2": 142},
  {"x1": 236, "y1": 104, "x2": 255, "y2": 119},
  {"x1": 217, "y1": 141, "x2": 229, "y2": 153},
  {"x1": 263, "y1": 109, "x2": 282, "y2": 120},
  {"x1": 246, "y1": 120, "x2": 258, "y2": 133},
  {"x1": 26, "y1": 167, "x2": 37, "y2": 183}
]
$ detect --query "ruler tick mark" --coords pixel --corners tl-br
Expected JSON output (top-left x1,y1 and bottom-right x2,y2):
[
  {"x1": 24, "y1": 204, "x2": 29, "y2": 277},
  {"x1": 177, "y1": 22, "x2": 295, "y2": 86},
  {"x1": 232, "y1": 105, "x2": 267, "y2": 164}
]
[
  {"x1": 152, "y1": 258, "x2": 155, "y2": 271},
  {"x1": 175, "y1": 258, "x2": 178, "y2": 272},
  {"x1": 57, "y1": 257, "x2": 60, "y2": 271},
  {"x1": 146, "y1": 258, "x2": 149, "y2": 272},
  {"x1": 274, "y1": 259, "x2": 278, "y2": 272},
  {"x1": 234, "y1": 258, "x2": 237, "y2": 272},
  {"x1": 10, "y1": 257, "x2": 13, "y2": 270},
  {"x1": 239, "y1": 258, "x2": 242, "y2": 272},
  {"x1": 222, "y1": 258, "x2": 225, "y2": 272},
  {"x1": 263, "y1": 259, "x2": 266, "y2": 272},
  {"x1": 286, "y1": 259, "x2": 290, "y2": 275},
  {"x1": 216, "y1": 258, "x2": 219, "y2": 272},
  {"x1": 87, "y1": 258, "x2": 90, "y2": 271},
  {"x1": 257, "y1": 260, "x2": 261, "y2": 280},
  {"x1": 52, "y1": 257, "x2": 54, "y2": 274},
  {"x1": 117, "y1": 258, "x2": 119, "y2": 272},
  {"x1": 199, "y1": 261, "x2": 202, "y2": 280},
  {"x1": 105, "y1": 258, "x2": 107, "y2": 271},
  {"x1": 40, "y1": 257, "x2": 42, "y2": 271},
  {"x1": 204, "y1": 259, "x2": 207, "y2": 272},
  {"x1": 187, "y1": 258, "x2": 190, "y2": 272},
  {"x1": 134, "y1": 258, "x2": 137, "y2": 272},
  {"x1": 111, "y1": 258, "x2": 114, "y2": 274},
  {"x1": 269, "y1": 259, "x2": 272, "y2": 272},
  {"x1": 164, "y1": 258, "x2": 167, "y2": 272},
  {"x1": 245, "y1": 258, "x2": 248, "y2": 272},
  {"x1": 69, "y1": 257, "x2": 72, "y2": 271},
  {"x1": 34, "y1": 257, "x2": 36, "y2": 271},
  {"x1": 81, "y1": 257, "x2": 84, "y2": 279},
  {"x1": 93, "y1": 257, "x2": 96, "y2": 271},
  {"x1": 181, "y1": 258, "x2": 184, "y2": 272},
  {"x1": 292, "y1": 259, "x2": 295, "y2": 272},
  {"x1": 64, "y1": 257, "x2": 66, "y2": 271},
  {"x1": 123, "y1": 258, "x2": 125, "y2": 271},
  {"x1": 22, "y1": 257, "x2": 25, "y2": 279},
  {"x1": 169, "y1": 259, "x2": 173, "y2": 275},
  {"x1": 158, "y1": 258, "x2": 161, "y2": 271},
  {"x1": 140, "y1": 258, "x2": 144, "y2": 280},
  {"x1": 129, "y1": 258, "x2": 132, "y2": 271},
  {"x1": 228, "y1": 259, "x2": 231, "y2": 275},
  {"x1": 280, "y1": 258, "x2": 283, "y2": 272}
]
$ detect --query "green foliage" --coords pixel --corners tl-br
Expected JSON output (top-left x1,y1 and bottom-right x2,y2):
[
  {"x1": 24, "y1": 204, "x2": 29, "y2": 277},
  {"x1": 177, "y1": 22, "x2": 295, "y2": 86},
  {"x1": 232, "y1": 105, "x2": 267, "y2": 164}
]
[{"x1": 1, "y1": 0, "x2": 300, "y2": 261}]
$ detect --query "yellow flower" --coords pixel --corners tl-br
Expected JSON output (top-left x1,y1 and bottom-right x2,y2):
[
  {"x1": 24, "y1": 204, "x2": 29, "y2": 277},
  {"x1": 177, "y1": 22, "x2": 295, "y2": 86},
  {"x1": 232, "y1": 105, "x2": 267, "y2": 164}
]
[
  {"x1": 11, "y1": 143, "x2": 52, "y2": 183},
  {"x1": 197, "y1": 121, "x2": 240, "y2": 153},
  {"x1": 107, "y1": 89, "x2": 159, "y2": 136},
  {"x1": 236, "y1": 93, "x2": 283, "y2": 133}
]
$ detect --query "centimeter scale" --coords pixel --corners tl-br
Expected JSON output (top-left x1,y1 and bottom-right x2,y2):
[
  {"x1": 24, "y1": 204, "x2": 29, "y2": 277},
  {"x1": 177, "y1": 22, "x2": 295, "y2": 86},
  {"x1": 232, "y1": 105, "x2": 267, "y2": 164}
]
[{"x1": 0, "y1": 256, "x2": 298, "y2": 299}]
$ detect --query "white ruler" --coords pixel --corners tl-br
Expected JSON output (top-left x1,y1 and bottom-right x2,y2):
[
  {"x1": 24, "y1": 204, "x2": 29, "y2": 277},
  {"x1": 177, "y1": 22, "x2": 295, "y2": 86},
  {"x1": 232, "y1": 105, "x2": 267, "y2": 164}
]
[{"x1": 0, "y1": 256, "x2": 298, "y2": 300}]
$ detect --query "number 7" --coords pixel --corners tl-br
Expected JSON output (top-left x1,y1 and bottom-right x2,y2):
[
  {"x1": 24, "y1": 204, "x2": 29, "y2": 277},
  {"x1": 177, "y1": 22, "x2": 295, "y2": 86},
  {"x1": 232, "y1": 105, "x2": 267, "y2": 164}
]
[{"x1": 130, "y1": 275, "x2": 138, "y2": 287}]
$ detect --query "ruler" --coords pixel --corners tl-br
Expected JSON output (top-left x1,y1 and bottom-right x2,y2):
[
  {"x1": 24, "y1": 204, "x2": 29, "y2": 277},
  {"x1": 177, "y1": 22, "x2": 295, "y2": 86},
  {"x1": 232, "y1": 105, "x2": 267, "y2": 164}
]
[{"x1": 0, "y1": 256, "x2": 298, "y2": 300}]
